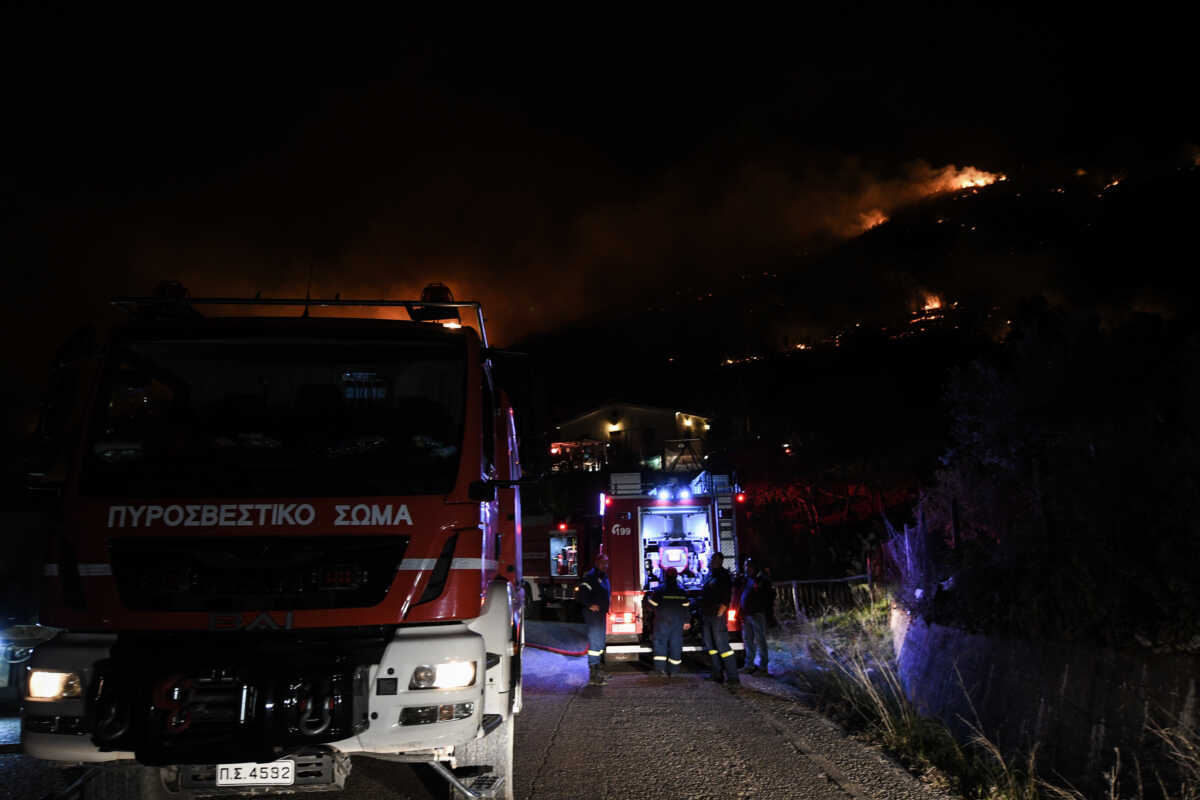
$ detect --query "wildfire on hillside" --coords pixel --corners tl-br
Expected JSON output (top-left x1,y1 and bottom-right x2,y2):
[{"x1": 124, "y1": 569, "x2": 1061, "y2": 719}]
[
  {"x1": 938, "y1": 166, "x2": 1006, "y2": 191},
  {"x1": 899, "y1": 292, "x2": 959, "y2": 335},
  {"x1": 857, "y1": 209, "x2": 889, "y2": 231},
  {"x1": 847, "y1": 163, "x2": 1006, "y2": 236}
]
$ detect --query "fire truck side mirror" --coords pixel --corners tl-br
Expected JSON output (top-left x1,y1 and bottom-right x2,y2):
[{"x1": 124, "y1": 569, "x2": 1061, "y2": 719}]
[
  {"x1": 469, "y1": 477, "x2": 543, "y2": 502},
  {"x1": 468, "y1": 481, "x2": 497, "y2": 502},
  {"x1": 481, "y1": 347, "x2": 530, "y2": 361}
]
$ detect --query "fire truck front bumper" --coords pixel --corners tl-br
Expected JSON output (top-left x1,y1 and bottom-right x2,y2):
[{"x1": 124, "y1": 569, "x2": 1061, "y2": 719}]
[{"x1": 23, "y1": 626, "x2": 489, "y2": 765}]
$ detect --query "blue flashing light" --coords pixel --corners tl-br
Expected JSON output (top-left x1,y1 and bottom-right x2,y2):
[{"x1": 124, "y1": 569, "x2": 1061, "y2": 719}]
[
  {"x1": 678, "y1": 488, "x2": 692, "y2": 501},
  {"x1": 648, "y1": 488, "x2": 658, "y2": 498},
  {"x1": 660, "y1": 488, "x2": 673, "y2": 501}
]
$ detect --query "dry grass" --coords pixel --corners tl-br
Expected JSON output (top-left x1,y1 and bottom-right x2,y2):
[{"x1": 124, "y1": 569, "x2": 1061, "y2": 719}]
[{"x1": 766, "y1": 594, "x2": 1200, "y2": 799}]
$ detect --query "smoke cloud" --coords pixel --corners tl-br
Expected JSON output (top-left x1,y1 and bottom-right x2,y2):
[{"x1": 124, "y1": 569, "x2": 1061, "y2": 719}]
[{"x1": 113, "y1": 149, "x2": 1006, "y2": 346}]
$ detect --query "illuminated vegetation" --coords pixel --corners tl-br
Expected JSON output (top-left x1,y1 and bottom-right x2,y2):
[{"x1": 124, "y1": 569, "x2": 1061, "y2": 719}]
[{"x1": 774, "y1": 597, "x2": 1200, "y2": 799}]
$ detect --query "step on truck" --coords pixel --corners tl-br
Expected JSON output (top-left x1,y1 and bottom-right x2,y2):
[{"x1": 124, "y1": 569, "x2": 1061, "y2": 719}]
[
  {"x1": 23, "y1": 283, "x2": 529, "y2": 799},
  {"x1": 599, "y1": 471, "x2": 746, "y2": 658}
]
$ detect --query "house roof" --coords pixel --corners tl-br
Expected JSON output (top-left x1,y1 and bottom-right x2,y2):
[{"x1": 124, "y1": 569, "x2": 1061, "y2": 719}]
[{"x1": 555, "y1": 402, "x2": 712, "y2": 429}]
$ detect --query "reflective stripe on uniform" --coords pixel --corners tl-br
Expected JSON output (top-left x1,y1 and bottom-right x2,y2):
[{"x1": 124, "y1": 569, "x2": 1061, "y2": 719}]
[
  {"x1": 588, "y1": 649, "x2": 604, "y2": 656},
  {"x1": 653, "y1": 655, "x2": 667, "y2": 661},
  {"x1": 668, "y1": 658, "x2": 682, "y2": 665},
  {"x1": 647, "y1": 598, "x2": 659, "y2": 606},
  {"x1": 720, "y1": 650, "x2": 734, "y2": 658},
  {"x1": 708, "y1": 649, "x2": 718, "y2": 655},
  {"x1": 580, "y1": 582, "x2": 592, "y2": 590}
]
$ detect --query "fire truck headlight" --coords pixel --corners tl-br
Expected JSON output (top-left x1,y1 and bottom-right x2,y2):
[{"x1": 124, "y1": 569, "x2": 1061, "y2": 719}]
[
  {"x1": 409, "y1": 661, "x2": 476, "y2": 690},
  {"x1": 28, "y1": 670, "x2": 83, "y2": 701}
]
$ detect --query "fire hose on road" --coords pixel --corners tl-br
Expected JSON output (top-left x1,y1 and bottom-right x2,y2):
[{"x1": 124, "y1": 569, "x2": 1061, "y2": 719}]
[
  {"x1": 522, "y1": 621, "x2": 588, "y2": 656},
  {"x1": 523, "y1": 642, "x2": 586, "y2": 656}
]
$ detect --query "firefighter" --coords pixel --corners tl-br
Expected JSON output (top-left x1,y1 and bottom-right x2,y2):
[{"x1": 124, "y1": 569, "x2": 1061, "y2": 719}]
[
  {"x1": 647, "y1": 566, "x2": 690, "y2": 677},
  {"x1": 739, "y1": 558, "x2": 772, "y2": 675},
  {"x1": 699, "y1": 551, "x2": 740, "y2": 689},
  {"x1": 578, "y1": 551, "x2": 611, "y2": 686}
]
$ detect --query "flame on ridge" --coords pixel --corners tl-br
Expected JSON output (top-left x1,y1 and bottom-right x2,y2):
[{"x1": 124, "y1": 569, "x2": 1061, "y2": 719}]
[
  {"x1": 924, "y1": 165, "x2": 1007, "y2": 193},
  {"x1": 847, "y1": 163, "x2": 1006, "y2": 236},
  {"x1": 858, "y1": 209, "x2": 889, "y2": 231}
]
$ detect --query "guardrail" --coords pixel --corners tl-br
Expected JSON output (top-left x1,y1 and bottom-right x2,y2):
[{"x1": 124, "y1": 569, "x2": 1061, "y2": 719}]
[{"x1": 771, "y1": 575, "x2": 873, "y2": 619}]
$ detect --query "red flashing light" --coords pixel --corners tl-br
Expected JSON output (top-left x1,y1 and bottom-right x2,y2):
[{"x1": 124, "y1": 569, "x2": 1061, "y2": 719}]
[
  {"x1": 557, "y1": 522, "x2": 568, "y2": 531},
  {"x1": 727, "y1": 608, "x2": 737, "y2": 622},
  {"x1": 735, "y1": 493, "x2": 746, "y2": 503},
  {"x1": 605, "y1": 497, "x2": 613, "y2": 507}
]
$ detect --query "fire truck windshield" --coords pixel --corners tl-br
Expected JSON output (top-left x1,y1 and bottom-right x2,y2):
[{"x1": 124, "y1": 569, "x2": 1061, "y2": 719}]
[{"x1": 81, "y1": 336, "x2": 466, "y2": 498}]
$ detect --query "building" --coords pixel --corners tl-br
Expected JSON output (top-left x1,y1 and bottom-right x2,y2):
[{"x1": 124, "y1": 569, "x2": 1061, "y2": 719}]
[{"x1": 551, "y1": 403, "x2": 712, "y2": 472}]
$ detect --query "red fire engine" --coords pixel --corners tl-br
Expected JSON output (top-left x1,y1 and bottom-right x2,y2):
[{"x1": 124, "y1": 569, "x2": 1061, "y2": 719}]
[
  {"x1": 519, "y1": 515, "x2": 590, "y2": 619},
  {"x1": 598, "y1": 471, "x2": 746, "y2": 657},
  {"x1": 24, "y1": 284, "x2": 528, "y2": 799}
]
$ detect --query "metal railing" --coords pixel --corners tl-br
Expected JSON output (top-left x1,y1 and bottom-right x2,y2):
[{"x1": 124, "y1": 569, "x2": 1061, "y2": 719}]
[{"x1": 771, "y1": 575, "x2": 873, "y2": 620}]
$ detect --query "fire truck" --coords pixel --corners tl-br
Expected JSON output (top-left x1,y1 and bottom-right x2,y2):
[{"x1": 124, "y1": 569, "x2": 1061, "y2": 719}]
[
  {"x1": 23, "y1": 284, "x2": 528, "y2": 799},
  {"x1": 598, "y1": 471, "x2": 746, "y2": 658},
  {"x1": 519, "y1": 515, "x2": 588, "y2": 621}
]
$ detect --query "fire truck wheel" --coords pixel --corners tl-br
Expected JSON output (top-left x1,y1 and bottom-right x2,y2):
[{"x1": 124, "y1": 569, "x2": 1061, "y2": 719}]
[
  {"x1": 452, "y1": 715, "x2": 514, "y2": 800},
  {"x1": 81, "y1": 764, "x2": 174, "y2": 800}
]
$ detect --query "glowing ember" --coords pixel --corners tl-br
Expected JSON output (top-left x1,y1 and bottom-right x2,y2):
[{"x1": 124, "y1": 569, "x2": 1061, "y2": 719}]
[{"x1": 857, "y1": 208, "x2": 889, "y2": 231}]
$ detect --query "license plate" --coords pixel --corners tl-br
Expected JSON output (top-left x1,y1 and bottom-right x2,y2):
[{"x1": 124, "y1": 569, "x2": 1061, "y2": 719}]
[{"x1": 215, "y1": 760, "x2": 295, "y2": 786}]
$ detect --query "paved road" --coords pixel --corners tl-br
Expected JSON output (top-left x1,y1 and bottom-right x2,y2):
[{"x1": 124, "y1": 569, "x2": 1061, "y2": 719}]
[
  {"x1": 1, "y1": 631, "x2": 952, "y2": 800},
  {"x1": 513, "y1": 647, "x2": 952, "y2": 800}
]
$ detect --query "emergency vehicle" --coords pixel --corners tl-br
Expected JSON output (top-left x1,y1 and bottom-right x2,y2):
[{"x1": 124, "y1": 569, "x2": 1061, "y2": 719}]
[
  {"x1": 598, "y1": 471, "x2": 746, "y2": 657},
  {"x1": 519, "y1": 515, "x2": 589, "y2": 620},
  {"x1": 23, "y1": 283, "x2": 528, "y2": 799}
]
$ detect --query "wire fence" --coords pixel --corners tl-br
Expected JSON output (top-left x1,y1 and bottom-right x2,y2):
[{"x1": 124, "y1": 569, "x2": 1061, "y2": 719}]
[{"x1": 771, "y1": 575, "x2": 873, "y2": 620}]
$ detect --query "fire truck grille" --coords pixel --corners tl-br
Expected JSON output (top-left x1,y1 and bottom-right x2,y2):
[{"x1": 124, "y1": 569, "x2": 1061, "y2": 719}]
[{"x1": 109, "y1": 536, "x2": 408, "y2": 612}]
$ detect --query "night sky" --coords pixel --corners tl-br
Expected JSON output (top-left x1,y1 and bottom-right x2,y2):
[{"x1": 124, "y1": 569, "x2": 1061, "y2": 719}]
[{"x1": 3, "y1": 8, "x2": 1199, "y2": 436}]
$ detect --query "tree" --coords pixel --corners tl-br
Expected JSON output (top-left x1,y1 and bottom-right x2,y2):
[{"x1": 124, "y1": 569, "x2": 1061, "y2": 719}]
[{"x1": 916, "y1": 306, "x2": 1200, "y2": 649}]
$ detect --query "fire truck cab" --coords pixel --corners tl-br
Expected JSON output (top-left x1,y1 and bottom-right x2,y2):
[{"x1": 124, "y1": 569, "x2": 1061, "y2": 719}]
[
  {"x1": 599, "y1": 471, "x2": 744, "y2": 658},
  {"x1": 23, "y1": 285, "x2": 526, "y2": 799}
]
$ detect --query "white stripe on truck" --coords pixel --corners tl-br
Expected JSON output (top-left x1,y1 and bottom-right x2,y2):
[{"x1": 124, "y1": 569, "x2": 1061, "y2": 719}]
[
  {"x1": 42, "y1": 563, "x2": 112, "y2": 576},
  {"x1": 397, "y1": 558, "x2": 498, "y2": 571}
]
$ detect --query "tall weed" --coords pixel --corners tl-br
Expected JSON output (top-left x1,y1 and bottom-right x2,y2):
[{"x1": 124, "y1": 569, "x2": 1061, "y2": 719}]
[{"x1": 777, "y1": 594, "x2": 1071, "y2": 799}]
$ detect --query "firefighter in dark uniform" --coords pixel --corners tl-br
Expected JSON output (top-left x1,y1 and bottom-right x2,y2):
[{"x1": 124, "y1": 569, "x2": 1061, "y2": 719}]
[
  {"x1": 700, "y1": 551, "x2": 740, "y2": 689},
  {"x1": 647, "y1": 566, "x2": 690, "y2": 677},
  {"x1": 578, "y1": 552, "x2": 611, "y2": 686}
]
